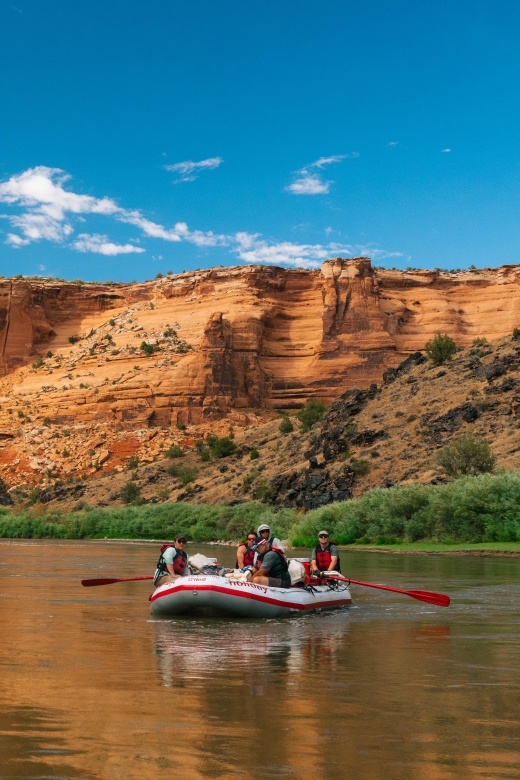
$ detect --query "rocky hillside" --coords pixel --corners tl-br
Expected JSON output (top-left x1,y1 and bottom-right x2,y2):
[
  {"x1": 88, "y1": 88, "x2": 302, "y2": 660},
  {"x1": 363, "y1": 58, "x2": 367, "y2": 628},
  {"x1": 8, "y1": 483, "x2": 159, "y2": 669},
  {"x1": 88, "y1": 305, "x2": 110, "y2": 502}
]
[
  {"x1": 3, "y1": 331, "x2": 520, "y2": 513},
  {"x1": 2, "y1": 258, "x2": 520, "y2": 496}
]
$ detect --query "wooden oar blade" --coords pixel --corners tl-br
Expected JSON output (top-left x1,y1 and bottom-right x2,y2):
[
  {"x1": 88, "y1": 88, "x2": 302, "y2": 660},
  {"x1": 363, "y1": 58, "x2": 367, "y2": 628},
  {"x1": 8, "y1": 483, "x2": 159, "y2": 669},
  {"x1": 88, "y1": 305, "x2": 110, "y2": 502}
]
[
  {"x1": 407, "y1": 590, "x2": 451, "y2": 607},
  {"x1": 81, "y1": 578, "x2": 123, "y2": 587}
]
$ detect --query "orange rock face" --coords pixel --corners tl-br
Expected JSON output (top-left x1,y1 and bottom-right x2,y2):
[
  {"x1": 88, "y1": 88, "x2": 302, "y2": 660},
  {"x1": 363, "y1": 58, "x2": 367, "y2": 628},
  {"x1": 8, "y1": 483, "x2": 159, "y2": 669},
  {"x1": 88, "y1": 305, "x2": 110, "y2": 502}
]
[{"x1": 1, "y1": 257, "x2": 520, "y2": 485}]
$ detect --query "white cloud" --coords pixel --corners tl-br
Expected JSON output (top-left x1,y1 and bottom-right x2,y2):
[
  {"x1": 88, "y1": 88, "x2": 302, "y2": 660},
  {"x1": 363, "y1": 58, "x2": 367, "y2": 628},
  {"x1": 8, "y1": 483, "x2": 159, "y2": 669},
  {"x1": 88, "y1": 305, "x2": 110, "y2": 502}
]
[
  {"x1": 388, "y1": 141, "x2": 399, "y2": 147},
  {"x1": 6, "y1": 232, "x2": 30, "y2": 247},
  {"x1": 71, "y1": 234, "x2": 146, "y2": 256},
  {"x1": 285, "y1": 153, "x2": 357, "y2": 195},
  {"x1": 286, "y1": 175, "x2": 331, "y2": 195},
  {"x1": 234, "y1": 232, "x2": 354, "y2": 269},
  {"x1": 442, "y1": 148, "x2": 452, "y2": 153},
  {"x1": 164, "y1": 156, "x2": 223, "y2": 182},
  {"x1": 234, "y1": 233, "x2": 403, "y2": 269},
  {"x1": 0, "y1": 166, "x2": 224, "y2": 251}
]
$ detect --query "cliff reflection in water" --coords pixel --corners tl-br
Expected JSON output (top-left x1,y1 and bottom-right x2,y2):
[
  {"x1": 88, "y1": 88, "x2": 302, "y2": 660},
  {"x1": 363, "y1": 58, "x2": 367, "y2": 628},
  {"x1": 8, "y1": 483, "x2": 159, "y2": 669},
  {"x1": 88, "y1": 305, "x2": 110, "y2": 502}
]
[{"x1": 0, "y1": 541, "x2": 520, "y2": 780}]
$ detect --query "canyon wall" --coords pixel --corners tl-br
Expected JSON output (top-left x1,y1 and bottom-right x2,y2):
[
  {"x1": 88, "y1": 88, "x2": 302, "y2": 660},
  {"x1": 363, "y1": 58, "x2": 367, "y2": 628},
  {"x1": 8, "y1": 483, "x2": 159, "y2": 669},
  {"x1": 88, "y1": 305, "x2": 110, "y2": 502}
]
[{"x1": 1, "y1": 258, "x2": 520, "y2": 431}]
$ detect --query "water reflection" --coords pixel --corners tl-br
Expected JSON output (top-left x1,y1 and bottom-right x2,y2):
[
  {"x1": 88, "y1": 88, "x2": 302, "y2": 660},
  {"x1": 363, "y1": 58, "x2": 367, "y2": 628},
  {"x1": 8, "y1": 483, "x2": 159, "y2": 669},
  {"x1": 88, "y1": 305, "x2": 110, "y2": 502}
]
[
  {"x1": 1, "y1": 541, "x2": 520, "y2": 780},
  {"x1": 152, "y1": 611, "x2": 351, "y2": 689}
]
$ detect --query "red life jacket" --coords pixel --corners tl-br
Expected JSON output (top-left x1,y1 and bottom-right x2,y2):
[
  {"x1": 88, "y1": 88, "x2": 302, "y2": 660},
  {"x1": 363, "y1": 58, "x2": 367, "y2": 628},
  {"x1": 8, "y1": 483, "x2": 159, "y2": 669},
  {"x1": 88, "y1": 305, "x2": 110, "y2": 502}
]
[
  {"x1": 236, "y1": 544, "x2": 255, "y2": 568},
  {"x1": 313, "y1": 542, "x2": 341, "y2": 572},
  {"x1": 157, "y1": 544, "x2": 188, "y2": 576}
]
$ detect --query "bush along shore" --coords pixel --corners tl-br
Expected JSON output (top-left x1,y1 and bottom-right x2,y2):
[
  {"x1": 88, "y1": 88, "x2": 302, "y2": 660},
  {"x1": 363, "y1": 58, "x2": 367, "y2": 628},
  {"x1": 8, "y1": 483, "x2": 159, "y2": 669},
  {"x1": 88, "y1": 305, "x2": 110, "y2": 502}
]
[{"x1": 3, "y1": 471, "x2": 520, "y2": 548}]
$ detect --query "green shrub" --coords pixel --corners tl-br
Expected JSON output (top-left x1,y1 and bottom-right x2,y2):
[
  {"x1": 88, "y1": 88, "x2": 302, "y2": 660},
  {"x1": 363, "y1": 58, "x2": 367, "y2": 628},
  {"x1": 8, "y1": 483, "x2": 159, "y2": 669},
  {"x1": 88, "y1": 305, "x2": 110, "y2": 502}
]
[
  {"x1": 436, "y1": 433, "x2": 495, "y2": 477},
  {"x1": 472, "y1": 337, "x2": 488, "y2": 347},
  {"x1": 209, "y1": 437, "x2": 237, "y2": 458},
  {"x1": 513, "y1": 328, "x2": 520, "y2": 341},
  {"x1": 46, "y1": 351, "x2": 53, "y2": 358},
  {"x1": 196, "y1": 440, "x2": 210, "y2": 462},
  {"x1": 279, "y1": 416, "x2": 294, "y2": 434},
  {"x1": 425, "y1": 333, "x2": 457, "y2": 365},
  {"x1": 68, "y1": 336, "x2": 79, "y2": 344},
  {"x1": 140, "y1": 341, "x2": 155, "y2": 357},
  {"x1": 296, "y1": 400, "x2": 327, "y2": 431},
  {"x1": 165, "y1": 445, "x2": 184, "y2": 459},
  {"x1": 167, "y1": 465, "x2": 198, "y2": 485},
  {"x1": 176, "y1": 422, "x2": 187, "y2": 431},
  {"x1": 127, "y1": 455, "x2": 139, "y2": 471},
  {"x1": 43, "y1": 417, "x2": 51, "y2": 426},
  {"x1": 121, "y1": 482, "x2": 141, "y2": 504},
  {"x1": 350, "y1": 458, "x2": 370, "y2": 476},
  {"x1": 32, "y1": 357, "x2": 44, "y2": 369},
  {"x1": 250, "y1": 448, "x2": 260, "y2": 460},
  {"x1": 253, "y1": 480, "x2": 272, "y2": 501}
]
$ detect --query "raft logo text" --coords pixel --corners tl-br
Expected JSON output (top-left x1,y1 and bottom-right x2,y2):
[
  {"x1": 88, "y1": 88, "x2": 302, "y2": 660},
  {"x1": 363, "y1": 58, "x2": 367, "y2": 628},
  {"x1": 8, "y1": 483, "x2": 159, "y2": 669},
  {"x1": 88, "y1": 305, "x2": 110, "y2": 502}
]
[{"x1": 228, "y1": 581, "x2": 268, "y2": 594}]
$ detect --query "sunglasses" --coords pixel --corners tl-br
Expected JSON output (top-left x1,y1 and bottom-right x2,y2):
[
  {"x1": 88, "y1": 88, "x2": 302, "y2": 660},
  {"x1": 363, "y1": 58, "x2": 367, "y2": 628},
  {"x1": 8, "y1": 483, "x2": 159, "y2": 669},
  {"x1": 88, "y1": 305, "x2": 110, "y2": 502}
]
[
  {"x1": 319, "y1": 534, "x2": 329, "y2": 539},
  {"x1": 260, "y1": 530, "x2": 270, "y2": 534},
  {"x1": 247, "y1": 537, "x2": 256, "y2": 542},
  {"x1": 177, "y1": 540, "x2": 187, "y2": 545}
]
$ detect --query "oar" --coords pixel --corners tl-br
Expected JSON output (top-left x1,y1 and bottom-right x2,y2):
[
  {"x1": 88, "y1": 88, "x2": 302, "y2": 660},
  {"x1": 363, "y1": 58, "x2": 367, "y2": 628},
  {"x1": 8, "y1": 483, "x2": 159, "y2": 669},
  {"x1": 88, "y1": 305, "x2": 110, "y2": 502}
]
[
  {"x1": 325, "y1": 574, "x2": 450, "y2": 607},
  {"x1": 81, "y1": 576, "x2": 154, "y2": 587}
]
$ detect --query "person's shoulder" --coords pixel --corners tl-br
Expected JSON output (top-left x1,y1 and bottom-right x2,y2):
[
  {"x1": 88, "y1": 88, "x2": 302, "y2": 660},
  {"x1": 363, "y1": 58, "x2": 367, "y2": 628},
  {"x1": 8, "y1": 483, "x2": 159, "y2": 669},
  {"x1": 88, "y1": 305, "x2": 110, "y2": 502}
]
[
  {"x1": 163, "y1": 546, "x2": 177, "y2": 561},
  {"x1": 330, "y1": 543, "x2": 339, "y2": 553}
]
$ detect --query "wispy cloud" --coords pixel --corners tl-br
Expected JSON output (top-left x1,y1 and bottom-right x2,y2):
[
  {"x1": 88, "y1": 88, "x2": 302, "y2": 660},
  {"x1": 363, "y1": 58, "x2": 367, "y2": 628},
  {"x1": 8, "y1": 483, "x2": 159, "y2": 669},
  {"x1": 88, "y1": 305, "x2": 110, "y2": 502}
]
[
  {"x1": 388, "y1": 141, "x2": 399, "y2": 147},
  {"x1": 0, "y1": 165, "x2": 402, "y2": 271},
  {"x1": 164, "y1": 156, "x2": 223, "y2": 182},
  {"x1": 234, "y1": 233, "x2": 358, "y2": 269},
  {"x1": 0, "y1": 166, "x2": 225, "y2": 253},
  {"x1": 285, "y1": 153, "x2": 357, "y2": 195},
  {"x1": 442, "y1": 148, "x2": 452, "y2": 153},
  {"x1": 71, "y1": 234, "x2": 146, "y2": 256}
]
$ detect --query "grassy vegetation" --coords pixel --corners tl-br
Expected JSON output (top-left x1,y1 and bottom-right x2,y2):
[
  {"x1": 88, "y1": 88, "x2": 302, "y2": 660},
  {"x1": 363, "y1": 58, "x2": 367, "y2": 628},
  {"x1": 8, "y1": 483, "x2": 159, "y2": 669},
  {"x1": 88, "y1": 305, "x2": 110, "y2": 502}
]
[{"x1": 3, "y1": 472, "x2": 520, "y2": 546}]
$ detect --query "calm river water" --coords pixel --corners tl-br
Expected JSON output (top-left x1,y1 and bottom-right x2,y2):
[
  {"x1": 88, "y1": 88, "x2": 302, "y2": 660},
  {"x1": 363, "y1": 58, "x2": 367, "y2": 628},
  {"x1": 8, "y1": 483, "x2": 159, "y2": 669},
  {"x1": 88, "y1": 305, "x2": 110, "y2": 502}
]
[{"x1": 0, "y1": 541, "x2": 519, "y2": 780}]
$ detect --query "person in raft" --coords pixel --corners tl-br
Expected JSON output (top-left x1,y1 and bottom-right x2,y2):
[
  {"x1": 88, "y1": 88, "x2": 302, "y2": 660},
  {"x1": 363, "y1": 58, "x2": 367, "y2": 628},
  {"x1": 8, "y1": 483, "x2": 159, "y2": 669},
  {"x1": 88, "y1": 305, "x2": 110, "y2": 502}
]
[
  {"x1": 154, "y1": 533, "x2": 189, "y2": 587},
  {"x1": 236, "y1": 531, "x2": 256, "y2": 569},
  {"x1": 310, "y1": 531, "x2": 341, "y2": 575},
  {"x1": 250, "y1": 536, "x2": 291, "y2": 589},
  {"x1": 256, "y1": 523, "x2": 284, "y2": 551}
]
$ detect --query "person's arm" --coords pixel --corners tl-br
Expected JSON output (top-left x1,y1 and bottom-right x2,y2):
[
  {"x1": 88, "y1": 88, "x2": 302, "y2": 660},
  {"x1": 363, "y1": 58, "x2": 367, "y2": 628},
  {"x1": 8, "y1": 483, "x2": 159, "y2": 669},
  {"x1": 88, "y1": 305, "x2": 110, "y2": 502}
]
[
  {"x1": 237, "y1": 545, "x2": 246, "y2": 568},
  {"x1": 327, "y1": 545, "x2": 339, "y2": 571},
  {"x1": 164, "y1": 548, "x2": 179, "y2": 578},
  {"x1": 310, "y1": 548, "x2": 318, "y2": 572}
]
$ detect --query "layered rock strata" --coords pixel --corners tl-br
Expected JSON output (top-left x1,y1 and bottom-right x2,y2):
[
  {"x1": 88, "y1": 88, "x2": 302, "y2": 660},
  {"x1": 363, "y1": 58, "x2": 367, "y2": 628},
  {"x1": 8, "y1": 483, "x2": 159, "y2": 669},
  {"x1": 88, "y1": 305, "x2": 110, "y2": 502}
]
[{"x1": 2, "y1": 258, "x2": 520, "y2": 486}]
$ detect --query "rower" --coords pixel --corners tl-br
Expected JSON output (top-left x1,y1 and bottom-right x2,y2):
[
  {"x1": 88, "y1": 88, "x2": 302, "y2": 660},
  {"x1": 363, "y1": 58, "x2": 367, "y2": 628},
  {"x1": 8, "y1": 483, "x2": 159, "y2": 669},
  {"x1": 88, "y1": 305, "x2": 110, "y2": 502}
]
[
  {"x1": 310, "y1": 531, "x2": 340, "y2": 575},
  {"x1": 236, "y1": 531, "x2": 256, "y2": 569},
  {"x1": 154, "y1": 533, "x2": 189, "y2": 587},
  {"x1": 250, "y1": 536, "x2": 291, "y2": 589}
]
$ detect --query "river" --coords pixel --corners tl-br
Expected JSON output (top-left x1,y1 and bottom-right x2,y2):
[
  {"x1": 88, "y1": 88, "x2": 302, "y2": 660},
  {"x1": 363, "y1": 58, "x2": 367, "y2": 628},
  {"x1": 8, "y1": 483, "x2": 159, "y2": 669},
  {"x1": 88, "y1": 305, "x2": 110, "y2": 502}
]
[{"x1": 0, "y1": 540, "x2": 519, "y2": 779}]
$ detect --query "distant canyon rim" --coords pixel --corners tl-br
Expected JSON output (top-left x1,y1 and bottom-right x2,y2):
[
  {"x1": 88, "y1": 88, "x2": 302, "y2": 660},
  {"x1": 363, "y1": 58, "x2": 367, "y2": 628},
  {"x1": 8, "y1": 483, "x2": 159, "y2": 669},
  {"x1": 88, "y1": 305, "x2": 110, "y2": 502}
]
[{"x1": 1, "y1": 256, "x2": 520, "y2": 487}]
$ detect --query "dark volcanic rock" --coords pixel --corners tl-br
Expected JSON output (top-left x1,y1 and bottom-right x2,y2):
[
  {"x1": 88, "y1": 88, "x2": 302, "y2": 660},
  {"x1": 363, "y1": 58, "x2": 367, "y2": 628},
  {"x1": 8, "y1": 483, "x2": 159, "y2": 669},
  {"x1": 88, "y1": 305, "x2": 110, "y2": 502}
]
[{"x1": 267, "y1": 464, "x2": 355, "y2": 510}]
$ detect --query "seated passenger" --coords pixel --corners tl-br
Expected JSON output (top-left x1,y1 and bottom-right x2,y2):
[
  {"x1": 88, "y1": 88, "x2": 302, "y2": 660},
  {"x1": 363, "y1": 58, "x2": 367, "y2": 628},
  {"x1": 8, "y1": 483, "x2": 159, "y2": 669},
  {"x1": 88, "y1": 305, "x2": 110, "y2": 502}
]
[
  {"x1": 154, "y1": 533, "x2": 189, "y2": 587},
  {"x1": 257, "y1": 523, "x2": 284, "y2": 551},
  {"x1": 310, "y1": 531, "x2": 340, "y2": 575},
  {"x1": 250, "y1": 537, "x2": 291, "y2": 589},
  {"x1": 236, "y1": 531, "x2": 256, "y2": 569}
]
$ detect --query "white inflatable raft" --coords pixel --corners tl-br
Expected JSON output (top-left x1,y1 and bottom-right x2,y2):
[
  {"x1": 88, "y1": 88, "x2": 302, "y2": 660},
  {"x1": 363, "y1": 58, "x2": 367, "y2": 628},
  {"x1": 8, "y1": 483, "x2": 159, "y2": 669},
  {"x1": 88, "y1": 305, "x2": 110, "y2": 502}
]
[{"x1": 150, "y1": 574, "x2": 352, "y2": 618}]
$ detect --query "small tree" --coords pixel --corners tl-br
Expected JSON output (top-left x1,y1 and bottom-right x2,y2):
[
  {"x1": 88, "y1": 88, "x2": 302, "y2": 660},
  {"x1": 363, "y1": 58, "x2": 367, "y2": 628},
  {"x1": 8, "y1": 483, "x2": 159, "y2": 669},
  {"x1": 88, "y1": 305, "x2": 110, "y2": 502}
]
[
  {"x1": 279, "y1": 415, "x2": 294, "y2": 434},
  {"x1": 165, "y1": 445, "x2": 184, "y2": 459},
  {"x1": 425, "y1": 333, "x2": 457, "y2": 365},
  {"x1": 512, "y1": 328, "x2": 520, "y2": 341},
  {"x1": 140, "y1": 341, "x2": 155, "y2": 357},
  {"x1": 121, "y1": 481, "x2": 141, "y2": 504},
  {"x1": 296, "y1": 400, "x2": 327, "y2": 431},
  {"x1": 210, "y1": 436, "x2": 237, "y2": 458},
  {"x1": 435, "y1": 433, "x2": 495, "y2": 477},
  {"x1": 250, "y1": 448, "x2": 260, "y2": 460}
]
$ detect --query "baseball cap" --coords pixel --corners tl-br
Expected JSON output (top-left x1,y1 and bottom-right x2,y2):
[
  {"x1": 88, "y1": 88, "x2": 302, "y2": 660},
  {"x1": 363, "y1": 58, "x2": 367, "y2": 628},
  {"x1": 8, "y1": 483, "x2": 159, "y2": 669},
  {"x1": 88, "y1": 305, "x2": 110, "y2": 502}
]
[
  {"x1": 175, "y1": 533, "x2": 187, "y2": 543},
  {"x1": 318, "y1": 530, "x2": 329, "y2": 537},
  {"x1": 251, "y1": 535, "x2": 270, "y2": 551},
  {"x1": 257, "y1": 523, "x2": 270, "y2": 534}
]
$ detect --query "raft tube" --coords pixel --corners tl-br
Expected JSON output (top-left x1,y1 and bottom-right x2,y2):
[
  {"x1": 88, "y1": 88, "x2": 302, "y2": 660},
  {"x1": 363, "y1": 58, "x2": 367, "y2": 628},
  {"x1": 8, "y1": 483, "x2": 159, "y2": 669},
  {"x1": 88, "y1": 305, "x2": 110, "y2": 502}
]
[{"x1": 150, "y1": 574, "x2": 352, "y2": 618}]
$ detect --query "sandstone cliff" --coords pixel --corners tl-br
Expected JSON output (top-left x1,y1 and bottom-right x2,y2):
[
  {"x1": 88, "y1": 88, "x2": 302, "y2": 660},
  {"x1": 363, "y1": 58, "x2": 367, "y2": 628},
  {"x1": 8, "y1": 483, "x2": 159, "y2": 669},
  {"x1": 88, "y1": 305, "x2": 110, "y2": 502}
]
[{"x1": 1, "y1": 257, "x2": 520, "y2": 488}]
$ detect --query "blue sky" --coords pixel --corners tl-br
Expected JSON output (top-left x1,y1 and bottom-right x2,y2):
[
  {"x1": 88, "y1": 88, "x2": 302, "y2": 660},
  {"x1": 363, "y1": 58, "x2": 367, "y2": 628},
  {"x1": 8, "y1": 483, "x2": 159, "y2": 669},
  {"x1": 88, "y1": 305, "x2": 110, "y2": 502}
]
[{"x1": 1, "y1": 0, "x2": 519, "y2": 281}]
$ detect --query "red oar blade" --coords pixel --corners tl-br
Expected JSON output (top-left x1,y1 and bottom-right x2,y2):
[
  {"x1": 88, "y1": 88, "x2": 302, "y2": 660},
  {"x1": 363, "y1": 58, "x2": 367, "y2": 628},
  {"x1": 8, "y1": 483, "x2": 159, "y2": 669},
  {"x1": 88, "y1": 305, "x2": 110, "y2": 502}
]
[
  {"x1": 406, "y1": 590, "x2": 451, "y2": 607},
  {"x1": 327, "y1": 576, "x2": 450, "y2": 607},
  {"x1": 81, "y1": 576, "x2": 154, "y2": 587}
]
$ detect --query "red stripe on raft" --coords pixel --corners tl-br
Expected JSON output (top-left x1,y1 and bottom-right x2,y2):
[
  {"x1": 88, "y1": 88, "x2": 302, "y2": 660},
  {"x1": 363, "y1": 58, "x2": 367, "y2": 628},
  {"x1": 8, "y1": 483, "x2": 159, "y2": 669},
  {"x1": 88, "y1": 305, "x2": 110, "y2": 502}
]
[{"x1": 150, "y1": 582, "x2": 352, "y2": 610}]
